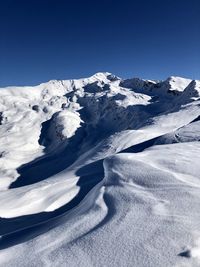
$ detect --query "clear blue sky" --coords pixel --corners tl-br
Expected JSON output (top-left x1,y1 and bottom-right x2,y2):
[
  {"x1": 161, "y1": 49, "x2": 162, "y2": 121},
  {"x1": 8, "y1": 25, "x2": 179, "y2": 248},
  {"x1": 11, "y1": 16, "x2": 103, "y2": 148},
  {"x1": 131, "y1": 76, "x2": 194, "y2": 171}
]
[{"x1": 0, "y1": 0, "x2": 200, "y2": 86}]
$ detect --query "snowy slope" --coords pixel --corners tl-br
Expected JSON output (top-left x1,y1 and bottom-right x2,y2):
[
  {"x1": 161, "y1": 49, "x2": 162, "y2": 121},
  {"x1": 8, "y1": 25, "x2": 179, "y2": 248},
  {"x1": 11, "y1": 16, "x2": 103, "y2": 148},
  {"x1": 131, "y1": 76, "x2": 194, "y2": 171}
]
[{"x1": 0, "y1": 73, "x2": 200, "y2": 266}]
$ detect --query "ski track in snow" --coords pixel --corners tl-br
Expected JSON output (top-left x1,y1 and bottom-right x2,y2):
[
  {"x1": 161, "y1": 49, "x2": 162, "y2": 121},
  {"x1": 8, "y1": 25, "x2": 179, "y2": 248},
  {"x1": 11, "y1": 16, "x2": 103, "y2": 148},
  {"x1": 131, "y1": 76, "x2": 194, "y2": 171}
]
[{"x1": 0, "y1": 73, "x2": 200, "y2": 266}]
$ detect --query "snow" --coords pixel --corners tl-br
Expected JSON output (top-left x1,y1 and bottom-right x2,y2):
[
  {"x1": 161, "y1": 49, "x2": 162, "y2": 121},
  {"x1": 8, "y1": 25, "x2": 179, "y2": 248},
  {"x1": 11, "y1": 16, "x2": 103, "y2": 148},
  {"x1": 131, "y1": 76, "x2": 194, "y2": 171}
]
[
  {"x1": 166, "y1": 76, "x2": 192, "y2": 92},
  {"x1": 0, "y1": 73, "x2": 200, "y2": 266}
]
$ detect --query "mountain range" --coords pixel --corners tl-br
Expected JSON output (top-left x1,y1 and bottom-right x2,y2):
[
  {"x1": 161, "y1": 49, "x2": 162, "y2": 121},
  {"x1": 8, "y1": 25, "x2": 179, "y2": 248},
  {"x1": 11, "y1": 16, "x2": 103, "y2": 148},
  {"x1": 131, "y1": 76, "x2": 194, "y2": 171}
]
[{"x1": 0, "y1": 73, "x2": 200, "y2": 266}]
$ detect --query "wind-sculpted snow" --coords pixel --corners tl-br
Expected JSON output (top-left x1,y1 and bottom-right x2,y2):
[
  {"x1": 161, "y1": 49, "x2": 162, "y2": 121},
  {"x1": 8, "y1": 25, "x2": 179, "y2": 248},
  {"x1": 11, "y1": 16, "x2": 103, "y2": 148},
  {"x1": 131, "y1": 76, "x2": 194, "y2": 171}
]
[{"x1": 0, "y1": 73, "x2": 200, "y2": 266}]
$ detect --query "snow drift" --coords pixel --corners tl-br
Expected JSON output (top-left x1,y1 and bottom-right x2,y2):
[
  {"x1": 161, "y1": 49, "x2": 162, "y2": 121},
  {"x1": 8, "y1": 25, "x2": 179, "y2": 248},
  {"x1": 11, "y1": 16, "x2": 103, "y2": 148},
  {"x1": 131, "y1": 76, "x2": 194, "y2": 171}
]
[{"x1": 0, "y1": 73, "x2": 200, "y2": 266}]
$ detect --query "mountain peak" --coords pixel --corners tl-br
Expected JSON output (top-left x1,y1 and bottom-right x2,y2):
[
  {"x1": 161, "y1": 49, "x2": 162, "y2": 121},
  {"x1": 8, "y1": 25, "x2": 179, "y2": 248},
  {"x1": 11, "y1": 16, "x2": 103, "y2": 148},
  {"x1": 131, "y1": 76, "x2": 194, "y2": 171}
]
[{"x1": 164, "y1": 76, "x2": 192, "y2": 92}]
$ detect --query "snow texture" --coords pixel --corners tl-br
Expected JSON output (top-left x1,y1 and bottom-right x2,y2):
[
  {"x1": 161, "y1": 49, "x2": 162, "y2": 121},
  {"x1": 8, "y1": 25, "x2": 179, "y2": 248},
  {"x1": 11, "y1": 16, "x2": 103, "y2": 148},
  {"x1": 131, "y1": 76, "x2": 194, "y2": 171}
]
[{"x1": 0, "y1": 72, "x2": 200, "y2": 266}]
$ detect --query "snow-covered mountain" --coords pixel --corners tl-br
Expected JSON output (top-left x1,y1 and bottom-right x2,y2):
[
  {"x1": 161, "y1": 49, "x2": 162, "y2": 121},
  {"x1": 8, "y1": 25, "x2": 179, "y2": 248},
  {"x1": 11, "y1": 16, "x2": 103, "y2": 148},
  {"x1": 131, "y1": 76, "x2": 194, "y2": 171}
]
[{"x1": 0, "y1": 72, "x2": 200, "y2": 266}]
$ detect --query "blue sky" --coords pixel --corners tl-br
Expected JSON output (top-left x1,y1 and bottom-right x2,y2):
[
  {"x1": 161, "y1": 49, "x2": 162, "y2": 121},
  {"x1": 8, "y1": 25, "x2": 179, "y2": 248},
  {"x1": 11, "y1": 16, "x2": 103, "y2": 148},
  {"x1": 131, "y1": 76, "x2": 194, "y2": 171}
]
[{"x1": 0, "y1": 0, "x2": 200, "y2": 86}]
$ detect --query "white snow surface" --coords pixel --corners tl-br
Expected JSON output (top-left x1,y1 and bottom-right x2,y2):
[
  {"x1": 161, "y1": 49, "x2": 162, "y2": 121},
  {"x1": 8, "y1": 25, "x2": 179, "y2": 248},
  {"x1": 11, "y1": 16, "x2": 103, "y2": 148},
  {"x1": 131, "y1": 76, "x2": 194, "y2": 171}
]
[{"x1": 0, "y1": 72, "x2": 200, "y2": 266}]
